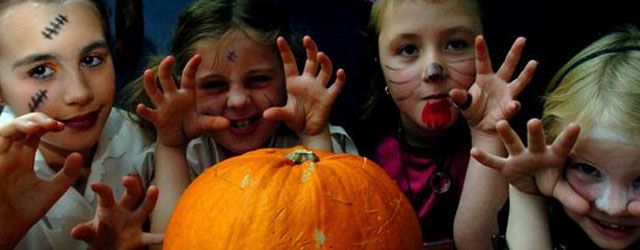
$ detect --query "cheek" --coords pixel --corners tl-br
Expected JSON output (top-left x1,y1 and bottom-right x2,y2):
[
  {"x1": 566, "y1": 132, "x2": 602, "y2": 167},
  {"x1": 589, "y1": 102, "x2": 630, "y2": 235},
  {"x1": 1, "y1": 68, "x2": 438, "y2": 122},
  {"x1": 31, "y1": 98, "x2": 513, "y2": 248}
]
[
  {"x1": 253, "y1": 84, "x2": 284, "y2": 109},
  {"x1": 567, "y1": 172, "x2": 604, "y2": 201},
  {"x1": 446, "y1": 59, "x2": 476, "y2": 89},
  {"x1": 383, "y1": 65, "x2": 421, "y2": 101},
  {"x1": 195, "y1": 92, "x2": 226, "y2": 115}
]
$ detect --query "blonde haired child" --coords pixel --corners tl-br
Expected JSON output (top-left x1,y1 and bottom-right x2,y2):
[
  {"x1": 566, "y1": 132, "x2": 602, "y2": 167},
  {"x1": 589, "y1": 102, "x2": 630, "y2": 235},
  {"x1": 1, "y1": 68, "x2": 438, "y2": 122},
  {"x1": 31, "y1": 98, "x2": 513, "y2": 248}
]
[{"x1": 474, "y1": 26, "x2": 640, "y2": 249}]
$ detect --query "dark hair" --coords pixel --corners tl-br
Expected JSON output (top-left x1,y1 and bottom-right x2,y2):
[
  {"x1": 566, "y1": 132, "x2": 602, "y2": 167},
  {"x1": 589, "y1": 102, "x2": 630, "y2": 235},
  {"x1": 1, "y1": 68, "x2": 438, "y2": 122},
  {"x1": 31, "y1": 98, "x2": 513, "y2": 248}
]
[{"x1": 122, "y1": 0, "x2": 295, "y2": 141}]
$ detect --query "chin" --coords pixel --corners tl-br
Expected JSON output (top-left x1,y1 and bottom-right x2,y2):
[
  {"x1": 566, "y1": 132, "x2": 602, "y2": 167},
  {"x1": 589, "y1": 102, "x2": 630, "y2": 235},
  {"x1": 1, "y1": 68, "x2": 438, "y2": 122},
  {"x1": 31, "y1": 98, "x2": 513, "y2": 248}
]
[{"x1": 41, "y1": 131, "x2": 101, "y2": 153}]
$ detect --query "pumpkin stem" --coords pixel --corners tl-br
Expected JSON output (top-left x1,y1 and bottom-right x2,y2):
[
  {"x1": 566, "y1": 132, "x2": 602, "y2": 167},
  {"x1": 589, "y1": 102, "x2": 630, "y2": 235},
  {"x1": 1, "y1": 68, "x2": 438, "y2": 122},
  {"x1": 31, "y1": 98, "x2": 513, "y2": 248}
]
[{"x1": 285, "y1": 149, "x2": 319, "y2": 164}]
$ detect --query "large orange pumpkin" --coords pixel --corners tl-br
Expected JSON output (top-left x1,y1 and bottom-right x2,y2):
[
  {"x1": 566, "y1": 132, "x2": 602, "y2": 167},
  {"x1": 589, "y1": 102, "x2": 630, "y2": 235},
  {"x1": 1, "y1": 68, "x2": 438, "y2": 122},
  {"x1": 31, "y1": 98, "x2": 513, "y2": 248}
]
[{"x1": 164, "y1": 146, "x2": 422, "y2": 249}]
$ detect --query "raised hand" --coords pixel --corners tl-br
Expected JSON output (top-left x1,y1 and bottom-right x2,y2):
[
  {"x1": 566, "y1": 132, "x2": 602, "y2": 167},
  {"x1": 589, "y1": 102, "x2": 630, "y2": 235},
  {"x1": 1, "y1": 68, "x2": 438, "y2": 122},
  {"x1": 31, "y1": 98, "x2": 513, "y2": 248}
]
[
  {"x1": 136, "y1": 55, "x2": 229, "y2": 147},
  {"x1": 471, "y1": 118, "x2": 590, "y2": 214},
  {"x1": 450, "y1": 36, "x2": 538, "y2": 134},
  {"x1": 71, "y1": 175, "x2": 163, "y2": 250},
  {"x1": 0, "y1": 113, "x2": 82, "y2": 248},
  {"x1": 263, "y1": 36, "x2": 346, "y2": 136}
]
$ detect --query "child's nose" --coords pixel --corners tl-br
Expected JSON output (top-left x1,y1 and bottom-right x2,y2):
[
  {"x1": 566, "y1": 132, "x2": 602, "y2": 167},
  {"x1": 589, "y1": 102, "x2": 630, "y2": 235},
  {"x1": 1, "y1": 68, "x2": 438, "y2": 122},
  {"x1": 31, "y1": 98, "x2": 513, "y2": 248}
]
[
  {"x1": 226, "y1": 87, "x2": 250, "y2": 110},
  {"x1": 421, "y1": 49, "x2": 446, "y2": 83},
  {"x1": 595, "y1": 187, "x2": 629, "y2": 216},
  {"x1": 63, "y1": 71, "x2": 94, "y2": 106}
]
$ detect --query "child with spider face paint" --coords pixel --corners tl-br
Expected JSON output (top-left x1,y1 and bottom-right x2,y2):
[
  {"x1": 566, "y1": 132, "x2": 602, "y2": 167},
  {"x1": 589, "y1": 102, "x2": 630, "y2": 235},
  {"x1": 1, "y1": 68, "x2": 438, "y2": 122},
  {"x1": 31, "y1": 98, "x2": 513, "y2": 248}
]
[
  {"x1": 474, "y1": 27, "x2": 640, "y2": 250},
  {"x1": 124, "y1": 0, "x2": 358, "y2": 237},
  {"x1": 363, "y1": 0, "x2": 538, "y2": 246},
  {"x1": 0, "y1": 0, "x2": 161, "y2": 249}
]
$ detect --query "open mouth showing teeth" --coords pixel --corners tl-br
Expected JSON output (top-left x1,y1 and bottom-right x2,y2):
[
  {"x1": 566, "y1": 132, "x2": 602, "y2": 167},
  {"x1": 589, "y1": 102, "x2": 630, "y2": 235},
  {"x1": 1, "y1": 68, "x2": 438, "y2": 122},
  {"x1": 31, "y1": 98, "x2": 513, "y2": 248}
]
[
  {"x1": 595, "y1": 219, "x2": 635, "y2": 231},
  {"x1": 231, "y1": 115, "x2": 260, "y2": 130}
]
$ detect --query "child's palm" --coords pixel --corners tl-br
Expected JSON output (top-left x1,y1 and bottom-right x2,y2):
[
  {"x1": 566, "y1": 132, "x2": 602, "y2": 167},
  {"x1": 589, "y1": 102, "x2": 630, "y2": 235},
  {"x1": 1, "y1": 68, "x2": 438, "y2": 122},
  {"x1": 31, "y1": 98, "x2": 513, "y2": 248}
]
[
  {"x1": 136, "y1": 55, "x2": 229, "y2": 147},
  {"x1": 472, "y1": 119, "x2": 590, "y2": 214},
  {"x1": 0, "y1": 113, "x2": 81, "y2": 246},
  {"x1": 453, "y1": 36, "x2": 537, "y2": 135},
  {"x1": 71, "y1": 176, "x2": 163, "y2": 250},
  {"x1": 264, "y1": 36, "x2": 345, "y2": 136}
]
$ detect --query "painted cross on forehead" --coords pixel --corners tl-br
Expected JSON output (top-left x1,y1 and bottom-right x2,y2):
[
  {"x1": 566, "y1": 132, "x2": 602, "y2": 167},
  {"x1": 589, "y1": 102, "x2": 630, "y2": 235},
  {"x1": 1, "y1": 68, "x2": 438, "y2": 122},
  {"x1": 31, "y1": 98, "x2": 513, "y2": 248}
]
[
  {"x1": 226, "y1": 50, "x2": 237, "y2": 62},
  {"x1": 41, "y1": 14, "x2": 69, "y2": 40}
]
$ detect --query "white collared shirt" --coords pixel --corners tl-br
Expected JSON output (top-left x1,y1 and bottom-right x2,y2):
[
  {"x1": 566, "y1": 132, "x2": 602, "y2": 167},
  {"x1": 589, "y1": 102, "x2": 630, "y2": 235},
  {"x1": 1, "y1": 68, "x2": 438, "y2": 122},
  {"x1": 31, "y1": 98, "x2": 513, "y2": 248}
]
[
  {"x1": 185, "y1": 124, "x2": 359, "y2": 179},
  {"x1": 0, "y1": 107, "x2": 154, "y2": 250}
]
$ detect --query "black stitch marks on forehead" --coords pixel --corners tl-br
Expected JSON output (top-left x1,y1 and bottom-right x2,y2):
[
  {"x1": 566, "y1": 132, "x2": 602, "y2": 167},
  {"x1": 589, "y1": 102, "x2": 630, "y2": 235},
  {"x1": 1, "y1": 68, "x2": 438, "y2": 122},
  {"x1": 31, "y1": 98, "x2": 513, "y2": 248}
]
[
  {"x1": 41, "y1": 14, "x2": 69, "y2": 40},
  {"x1": 28, "y1": 89, "x2": 48, "y2": 112}
]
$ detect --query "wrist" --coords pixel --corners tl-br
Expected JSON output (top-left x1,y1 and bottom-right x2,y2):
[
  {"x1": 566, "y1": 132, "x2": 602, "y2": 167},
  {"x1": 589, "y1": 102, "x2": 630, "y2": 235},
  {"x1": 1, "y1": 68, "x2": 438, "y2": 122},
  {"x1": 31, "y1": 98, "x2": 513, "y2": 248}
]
[
  {"x1": 299, "y1": 126, "x2": 333, "y2": 151},
  {"x1": 470, "y1": 128, "x2": 505, "y2": 155},
  {"x1": 0, "y1": 216, "x2": 28, "y2": 249}
]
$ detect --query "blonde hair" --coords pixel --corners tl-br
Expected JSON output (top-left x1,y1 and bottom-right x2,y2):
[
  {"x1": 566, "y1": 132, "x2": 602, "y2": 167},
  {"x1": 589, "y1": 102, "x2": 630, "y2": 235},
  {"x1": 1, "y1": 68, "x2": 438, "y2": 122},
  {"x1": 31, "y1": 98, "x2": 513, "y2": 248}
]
[
  {"x1": 543, "y1": 26, "x2": 640, "y2": 143},
  {"x1": 369, "y1": 0, "x2": 482, "y2": 36}
]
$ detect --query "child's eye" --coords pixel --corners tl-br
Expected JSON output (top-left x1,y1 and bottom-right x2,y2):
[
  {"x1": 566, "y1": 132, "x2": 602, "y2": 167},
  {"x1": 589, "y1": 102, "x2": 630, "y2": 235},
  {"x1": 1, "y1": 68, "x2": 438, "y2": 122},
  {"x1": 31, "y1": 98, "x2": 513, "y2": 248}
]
[
  {"x1": 397, "y1": 44, "x2": 419, "y2": 57},
  {"x1": 632, "y1": 177, "x2": 640, "y2": 190},
  {"x1": 445, "y1": 40, "x2": 470, "y2": 51},
  {"x1": 28, "y1": 65, "x2": 55, "y2": 80},
  {"x1": 246, "y1": 75, "x2": 272, "y2": 88},
  {"x1": 201, "y1": 80, "x2": 228, "y2": 93},
  {"x1": 81, "y1": 55, "x2": 103, "y2": 68},
  {"x1": 573, "y1": 163, "x2": 602, "y2": 179}
]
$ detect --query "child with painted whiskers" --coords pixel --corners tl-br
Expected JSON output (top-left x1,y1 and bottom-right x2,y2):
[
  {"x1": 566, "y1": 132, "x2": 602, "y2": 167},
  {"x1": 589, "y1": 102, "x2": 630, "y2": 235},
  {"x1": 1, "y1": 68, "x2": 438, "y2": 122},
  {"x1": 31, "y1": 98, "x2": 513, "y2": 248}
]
[
  {"x1": 0, "y1": 0, "x2": 162, "y2": 249},
  {"x1": 360, "y1": 0, "x2": 538, "y2": 247},
  {"x1": 123, "y1": 0, "x2": 358, "y2": 237},
  {"x1": 472, "y1": 26, "x2": 640, "y2": 249}
]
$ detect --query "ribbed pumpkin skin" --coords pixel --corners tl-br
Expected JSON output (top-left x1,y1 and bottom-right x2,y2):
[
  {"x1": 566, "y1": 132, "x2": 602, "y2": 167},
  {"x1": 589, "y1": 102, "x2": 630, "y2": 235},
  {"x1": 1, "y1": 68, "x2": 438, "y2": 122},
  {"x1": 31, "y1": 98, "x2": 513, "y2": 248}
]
[{"x1": 164, "y1": 146, "x2": 422, "y2": 250}]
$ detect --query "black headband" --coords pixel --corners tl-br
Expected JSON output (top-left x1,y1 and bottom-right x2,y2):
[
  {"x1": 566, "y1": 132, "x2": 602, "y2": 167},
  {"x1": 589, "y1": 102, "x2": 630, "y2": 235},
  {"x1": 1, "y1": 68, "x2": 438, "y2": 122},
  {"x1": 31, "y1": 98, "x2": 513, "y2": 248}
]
[{"x1": 548, "y1": 46, "x2": 640, "y2": 92}]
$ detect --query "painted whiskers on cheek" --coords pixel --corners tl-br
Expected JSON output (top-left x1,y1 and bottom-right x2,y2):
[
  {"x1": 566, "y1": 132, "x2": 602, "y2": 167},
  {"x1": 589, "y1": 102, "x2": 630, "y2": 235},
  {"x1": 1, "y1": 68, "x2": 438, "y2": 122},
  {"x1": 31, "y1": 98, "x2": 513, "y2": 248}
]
[
  {"x1": 383, "y1": 64, "x2": 415, "y2": 101},
  {"x1": 41, "y1": 14, "x2": 68, "y2": 40},
  {"x1": 28, "y1": 89, "x2": 48, "y2": 112},
  {"x1": 446, "y1": 57, "x2": 476, "y2": 77},
  {"x1": 263, "y1": 93, "x2": 279, "y2": 107}
]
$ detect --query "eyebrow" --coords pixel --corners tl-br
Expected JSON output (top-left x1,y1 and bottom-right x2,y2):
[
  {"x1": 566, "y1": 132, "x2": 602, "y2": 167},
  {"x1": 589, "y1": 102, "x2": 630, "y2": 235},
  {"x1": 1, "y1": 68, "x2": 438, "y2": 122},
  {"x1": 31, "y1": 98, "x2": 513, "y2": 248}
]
[
  {"x1": 245, "y1": 68, "x2": 277, "y2": 75},
  {"x1": 12, "y1": 40, "x2": 109, "y2": 71},
  {"x1": 197, "y1": 67, "x2": 277, "y2": 81},
  {"x1": 440, "y1": 26, "x2": 477, "y2": 37}
]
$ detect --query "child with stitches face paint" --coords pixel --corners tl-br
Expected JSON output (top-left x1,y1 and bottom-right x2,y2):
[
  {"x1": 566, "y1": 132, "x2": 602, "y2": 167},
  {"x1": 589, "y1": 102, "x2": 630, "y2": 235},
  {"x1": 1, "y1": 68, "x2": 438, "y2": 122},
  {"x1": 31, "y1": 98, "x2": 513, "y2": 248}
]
[
  {"x1": 0, "y1": 1, "x2": 114, "y2": 166},
  {"x1": 0, "y1": 1, "x2": 164, "y2": 249},
  {"x1": 377, "y1": 0, "x2": 481, "y2": 132}
]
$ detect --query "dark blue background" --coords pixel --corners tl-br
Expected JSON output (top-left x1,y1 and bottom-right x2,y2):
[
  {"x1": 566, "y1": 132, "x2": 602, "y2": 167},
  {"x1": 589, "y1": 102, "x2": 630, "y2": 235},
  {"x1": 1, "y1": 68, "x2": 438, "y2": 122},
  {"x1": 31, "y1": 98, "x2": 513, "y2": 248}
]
[{"x1": 103, "y1": 0, "x2": 640, "y2": 138}]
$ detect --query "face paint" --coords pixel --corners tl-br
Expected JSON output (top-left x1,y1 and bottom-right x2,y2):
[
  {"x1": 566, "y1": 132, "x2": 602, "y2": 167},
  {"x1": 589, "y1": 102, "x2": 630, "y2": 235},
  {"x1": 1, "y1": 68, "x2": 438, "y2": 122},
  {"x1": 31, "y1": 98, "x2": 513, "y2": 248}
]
[
  {"x1": 226, "y1": 50, "x2": 237, "y2": 62},
  {"x1": 383, "y1": 64, "x2": 420, "y2": 101},
  {"x1": 263, "y1": 93, "x2": 278, "y2": 107},
  {"x1": 421, "y1": 95, "x2": 453, "y2": 129},
  {"x1": 41, "y1": 14, "x2": 68, "y2": 40},
  {"x1": 446, "y1": 57, "x2": 476, "y2": 79},
  {"x1": 593, "y1": 180, "x2": 631, "y2": 216},
  {"x1": 425, "y1": 62, "x2": 444, "y2": 81},
  {"x1": 28, "y1": 89, "x2": 48, "y2": 112}
]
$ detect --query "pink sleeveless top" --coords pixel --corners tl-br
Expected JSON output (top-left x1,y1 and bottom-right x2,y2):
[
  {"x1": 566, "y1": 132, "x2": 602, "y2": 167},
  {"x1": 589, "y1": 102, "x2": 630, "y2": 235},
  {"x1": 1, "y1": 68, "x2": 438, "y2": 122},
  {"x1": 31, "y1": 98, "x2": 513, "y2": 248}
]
[{"x1": 374, "y1": 135, "x2": 470, "y2": 243}]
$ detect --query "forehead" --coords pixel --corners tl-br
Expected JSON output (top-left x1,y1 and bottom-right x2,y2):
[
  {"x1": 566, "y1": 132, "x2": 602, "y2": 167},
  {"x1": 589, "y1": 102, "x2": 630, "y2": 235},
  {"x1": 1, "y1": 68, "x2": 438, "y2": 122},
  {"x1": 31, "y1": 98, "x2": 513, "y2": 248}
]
[
  {"x1": 378, "y1": 0, "x2": 482, "y2": 38},
  {"x1": 0, "y1": 2, "x2": 103, "y2": 55},
  {"x1": 193, "y1": 31, "x2": 280, "y2": 74}
]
